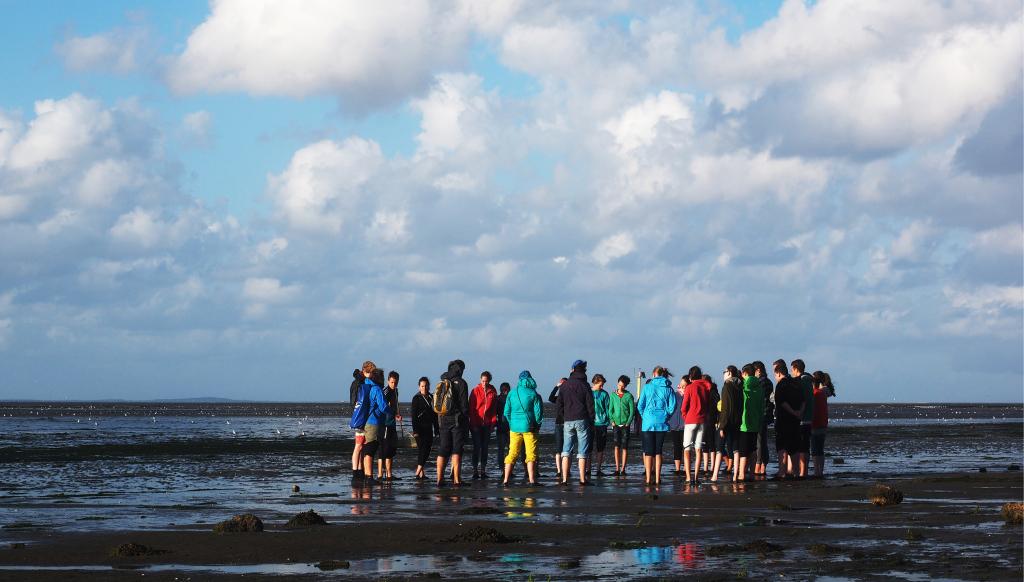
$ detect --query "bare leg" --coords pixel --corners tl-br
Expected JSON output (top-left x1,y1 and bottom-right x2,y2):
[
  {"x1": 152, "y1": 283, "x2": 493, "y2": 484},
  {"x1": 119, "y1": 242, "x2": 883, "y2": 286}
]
[
  {"x1": 554, "y1": 453, "x2": 562, "y2": 479},
  {"x1": 527, "y1": 461, "x2": 537, "y2": 484},
  {"x1": 451, "y1": 454, "x2": 463, "y2": 484},
  {"x1": 737, "y1": 456, "x2": 748, "y2": 481},
  {"x1": 711, "y1": 451, "x2": 721, "y2": 482},
  {"x1": 503, "y1": 462, "x2": 513, "y2": 484},
  {"x1": 577, "y1": 457, "x2": 587, "y2": 483},
  {"x1": 436, "y1": 456, "x2": 447, "y2": 485},
  {"x1": 643, "y1": 454, "x2": 652, "y2": 484},
  {"x1": 597, "y1": 452, "x2": 604, "y2": 473},
  {"x1": 362, "y1": 455, "x2": 374, "y2": 478},
  {"x1": 682, "y1": 448, "x2": 692, "y2": 482},
  {"x1": 693, "y1": 448, "x2": 702, "y2": 482},
  {"x1": 352, "y1": 442, "x2": 363, "y2": 471},
  {"x1": 622, "y1": 449, "x2": 629, "y2": 473},
  {"x1": 654, "y1": 454, "x2": 663, "y2": 485},
  {"x1": 384, "y1": 458, "x2": 393, "y2": 478},
  {"x1": 798, "y1": 453, "x2": 808, "y2": 477},
  {"x1": 813, "y1": 455, "x2": 824, "y2": 477},
  {"x1": 560, "y1": 456, "x2": 570, "y2": 484},
  {"x1": 732, "y1": 452, "x2": 741, "y2": 481}
]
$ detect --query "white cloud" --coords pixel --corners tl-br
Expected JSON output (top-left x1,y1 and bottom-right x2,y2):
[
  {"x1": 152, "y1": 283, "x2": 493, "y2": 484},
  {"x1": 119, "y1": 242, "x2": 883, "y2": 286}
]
[
  {"x1": 242, "y1": 277, "x2": 301, "y2": 318},
  {"x1": 181, "y1": 110, "x2": 213, "y2": 147},
  {"x1": 55, "y1": 27, "x2": 149, "y2": 74},
  {"x1": 166, "y1": 0, "x2": 470, "y2": 110},
  {"x1": 591, "y1": 233, "x2": 636, "y2": 266}
]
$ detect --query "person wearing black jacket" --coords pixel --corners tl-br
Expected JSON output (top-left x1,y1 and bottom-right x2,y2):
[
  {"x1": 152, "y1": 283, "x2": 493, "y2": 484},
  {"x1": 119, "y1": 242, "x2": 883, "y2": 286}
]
[
  {"x1": 348, "y1": 369, "x2": 364, "y2": 478},
  {"x1": 436, "y1": 359, "x2": 470, "y2": 486},
  {"x1": 773, "y1": 362, "x2": 805, "y2": 479},
  {"x1": 753, "y1": 361, "x2": 774, "y2": 476},
  {"x1": 411, "y1": 376, "x2": 439, "y2": 480},
  {"x1": 548, "y1": 378, "x2": 567, "y2": 481},
  {"x1": 717, "y1": 366, "x2": 743, "y2": 479},
  {"x1": 556, "y1": 360, "x2": 596, "y2": 486}
]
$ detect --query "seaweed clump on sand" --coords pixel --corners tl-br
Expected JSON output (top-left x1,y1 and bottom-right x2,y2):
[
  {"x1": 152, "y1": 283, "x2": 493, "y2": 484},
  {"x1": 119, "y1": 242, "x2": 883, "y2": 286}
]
[
  {"x1": 706, "y1": 540, "x2": 783, "y2": 557},
  {"x1": 868, "y1": 484, "x2": 903, "y2": 506},
  {"x1": 110, "y1": 543, "x2": 167, "y2": 558},
  {"x1": 459, "y1": 506, "x2": 503, "y2": 515},
  {"x1": 1002, "y1": 502, "x2": 1023, "y2": 525},
  {"x1": 285, "y1": 509, "x2": 328, "y2": 528},
  {"x1": 441, "y1": 526, "x2": 518, "y2": 543},
  {"x1": 213, "y1": 513, "x2": 264, "y2": 533},
  {"x1": 808, "y1": 543, "x2": 842, "y2": 556}
]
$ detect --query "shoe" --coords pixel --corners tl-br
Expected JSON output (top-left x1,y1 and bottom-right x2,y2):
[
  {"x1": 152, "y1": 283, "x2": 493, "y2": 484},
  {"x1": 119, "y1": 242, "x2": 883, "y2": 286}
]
[
  {"x1": 528, "y1": 481, "x2": 543, "y2": 487},
  {"x1": 560, "y1": 480, "x2": 570, "y2": 487},
  {"x1": 612, "y1": 470, "x2": 620, "y2": 476},
  {"x1": 362, "y1": 476, "x2": 380, "y2": 486},
  {"x1": 596, "y1": 470, "x2": 606, "y2": 477},
  {"x1": 472, "y1": 471, "x2": 480, "y2": 480},
  {"x1": 579, "y1": 481, "x2": 592, "y2": 486},
  {"x1": 481, "y1": 472, "x2": 489, "y2": 480}
]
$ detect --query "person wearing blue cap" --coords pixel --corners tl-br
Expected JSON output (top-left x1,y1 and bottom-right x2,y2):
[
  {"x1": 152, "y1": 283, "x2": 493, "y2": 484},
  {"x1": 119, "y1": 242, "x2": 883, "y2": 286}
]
[
  {"x1": 502, "y1": 370, "x2": 544, "y2": 486},
  {"x1": 556, "y1": 359, "x2": 595, "y2": 485}
]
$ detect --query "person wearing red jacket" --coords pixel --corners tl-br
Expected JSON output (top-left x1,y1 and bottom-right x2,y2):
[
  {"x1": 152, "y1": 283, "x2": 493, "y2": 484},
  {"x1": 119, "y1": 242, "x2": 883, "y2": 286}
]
[
  {"x1": 680, "y1": 366, "x2": 711, "y2": 484},
  {"x1": 469, "y1": 371, "x2": 498, "y2": 479}
]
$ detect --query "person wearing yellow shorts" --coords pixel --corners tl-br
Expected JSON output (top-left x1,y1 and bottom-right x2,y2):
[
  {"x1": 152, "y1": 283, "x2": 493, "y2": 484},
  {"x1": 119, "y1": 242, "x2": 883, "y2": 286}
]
[{"x1": 502, "y1": 370, "x2": 544, "y2": 486}]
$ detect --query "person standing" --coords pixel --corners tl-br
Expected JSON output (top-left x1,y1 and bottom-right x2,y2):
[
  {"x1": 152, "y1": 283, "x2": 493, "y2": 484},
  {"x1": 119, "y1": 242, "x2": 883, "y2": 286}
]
[
  {"x1": 772, "y1": 360, "x2": 804, "y2": 479},
  {"x1": 717, "y1": 366, "x2": 743, "y2": 478},
  {"x1": 360, "y1": 368, "x2": 390, "y2": 484},
  {"x1": 681, "y1": 367, "x2": 711, "y2": 484},
  {"x1": 556, "y1": 360, "x2": 595, "y2": 486},
  {"x1": 608, "y1": 375, "x2": 636, "y2": 476},
  {"x1": 469, "y1": 372, "x2": 498, "y2": 480},
  {"x1": 700, "y1": 374, "x2": 720, "y2": 478},
  {"x1": 503, "y1": 371, "x2": 544, "y2": 486},
  {"x1": 791, "y1": 359, "x2": 814, "y2": 478},
  {"x1": 548, "y1": 378, "x2": 567, "y2": 481},
  {"x1": 435, "y1": 359, "x2": 470, "y2": 486},
  {"x1": 636, "y1": 366, "x2": 677, "y2": 487},
  {"x1": 810, "y1": 371, "x2": 830, "y2": 478},
  {"x1": 348, "y1": 368, "x2": 366, "y2": 480},
  {"x1": 376, "y1": 371, "x2": 402, "y2": 480},
  {"x1": 752, "y1": 361, "x2": 773, "y2": 476},
  {"x1": 411, "y1": 376, "x2": 439, "y2": 481},
  {"x1": 668, "y1": 375, "x2": 687, "y2": 476},
  {"x1": 735, "y1": 364, "x2": 764, "y2": 482},
  {"x1": 495, "y1": 382, "x2": 511, "y2": 475},
  {"x1": 590, "y1": 374, "x2": 611, "y2": 477}
]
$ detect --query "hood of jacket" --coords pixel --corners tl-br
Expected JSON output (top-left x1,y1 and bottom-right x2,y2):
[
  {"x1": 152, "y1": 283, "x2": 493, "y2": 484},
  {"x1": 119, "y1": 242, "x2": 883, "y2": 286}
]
[
  {"x1": 444, "y1": 359, "x2": 465, "y2": 380},
  {"x1": 516, "y1": 375, "x2": 538, "y2": 392}
]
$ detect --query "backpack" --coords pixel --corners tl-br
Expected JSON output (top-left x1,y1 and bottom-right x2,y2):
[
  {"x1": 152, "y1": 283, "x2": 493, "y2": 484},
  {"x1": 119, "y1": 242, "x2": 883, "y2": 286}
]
[
  {"x1": 433, "y1": 378, "x2": 453, "y2": 415},
  {"x1": 349, "y1": 384, "x2": 370, "y2": 429}
]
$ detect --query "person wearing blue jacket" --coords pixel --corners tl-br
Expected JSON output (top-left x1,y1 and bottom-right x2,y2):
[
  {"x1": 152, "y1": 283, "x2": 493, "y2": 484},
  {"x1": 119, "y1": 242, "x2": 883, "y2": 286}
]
[
  {"x1": 502, "y1": 370, "x2": 544, "y2": 486},
  {"x1": 359, "y1": 368, "x2": 391, "y2": 484},
  {"x1": 636, "y1": 366, "x2": 678, "y2": 486}
]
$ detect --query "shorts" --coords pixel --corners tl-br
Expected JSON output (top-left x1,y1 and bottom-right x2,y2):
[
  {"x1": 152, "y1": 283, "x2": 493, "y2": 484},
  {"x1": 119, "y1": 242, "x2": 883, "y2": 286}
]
[
  {"x1": 671, "y1": 430, "x2": 683, "y2": 461},
  {"x1": 505, "y1": 431, "x2": 539, "y2": 464},
  {"x1": 379, "y1": 425, "x2": 398, "y2": 460},
  {"x1": 811, "y1": 428, "x2": 827, "y2": 456},
  {"x1": 755, "y1": 425, "x2": 770, "y2": 464},
  {"x1": 363, "y1": 424, "x2": 380, "y2": 444},
  {"x1": 354, "y1": 429, "x2": 366, "y2": 446},
  {"x1": 704, "y1": 425, "x2": 721, "y2": 452},
  {"x1": 563, "y1": 420, "x2": 591, "y2": 459},
  {"x1": 799, "y1": 424, "x2": 812, "y2": 454},
  {"x1": 775, "y1": 422, "x2": 800, "y2": 454},
  {"x1": 721, "y1": 427, "x2": 737, "y2": 457},
  {"x1": 641, "y1": 430, "x2": 667, "y2": 456},
  {"x1": 437, "y1": 415, "x2": 467, "y2": 458},
  {"x1": 736, "y1": 431, "x2": 757, "y2": 457},
  {"x1": 554, "y1": 423, "x2": 564, "y2": 455},
  {"x1": 612, "y1": 425, "x2": 631, "y2": 448},
  {"x1": 593, "y1": 425, "x2": 608, "y2": 453},
  {"x1": 683, "y1": 423, "x2": 705, "y2": 451}
]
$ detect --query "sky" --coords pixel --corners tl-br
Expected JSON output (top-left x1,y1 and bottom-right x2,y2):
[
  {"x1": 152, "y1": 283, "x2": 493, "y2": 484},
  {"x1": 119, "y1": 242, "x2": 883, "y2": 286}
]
[{"x1": 0, "y1": 0, "x2": 1021, "y2": 403}]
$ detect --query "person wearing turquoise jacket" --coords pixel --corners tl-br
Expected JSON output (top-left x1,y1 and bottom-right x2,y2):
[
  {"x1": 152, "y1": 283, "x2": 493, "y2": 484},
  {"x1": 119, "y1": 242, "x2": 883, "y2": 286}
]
[
  {"x1": 589, "y1": 374, "x2": 611, "y2": 478},
  {"x1": 502, "y1": 370, "x2": 544, "y2": 486},
  {"x1": 636, "y1": 366, "x2": 678, "y2": 486}
]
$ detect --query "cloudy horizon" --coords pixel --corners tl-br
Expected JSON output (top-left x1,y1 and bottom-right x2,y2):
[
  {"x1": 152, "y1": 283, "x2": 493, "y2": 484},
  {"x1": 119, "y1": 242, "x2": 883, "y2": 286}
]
[{"x1": 0, "y1": 0, "x2": 1021, "y2": 403}]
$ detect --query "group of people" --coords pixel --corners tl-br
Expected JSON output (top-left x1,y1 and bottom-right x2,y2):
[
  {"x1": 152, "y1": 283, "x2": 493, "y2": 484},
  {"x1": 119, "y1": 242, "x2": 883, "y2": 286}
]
[{"x1": 346, "y1": 357, "x2": 833, "y2": 488}]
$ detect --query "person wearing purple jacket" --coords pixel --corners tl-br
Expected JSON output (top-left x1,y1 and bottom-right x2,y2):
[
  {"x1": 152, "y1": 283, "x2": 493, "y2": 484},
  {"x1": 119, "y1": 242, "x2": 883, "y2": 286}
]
[{"x1": 556, "y1": 359, "x2": 596, "y2": 486}]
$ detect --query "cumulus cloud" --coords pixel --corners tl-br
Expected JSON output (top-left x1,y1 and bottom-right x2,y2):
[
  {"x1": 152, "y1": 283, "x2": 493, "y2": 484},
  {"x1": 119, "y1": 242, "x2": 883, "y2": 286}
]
[
  {"x1": 166, "y1": 0, "x2": 471, "y2": 110},
  {"x1": 55, "y1": 26, "x2": 150, "y2": 74}
]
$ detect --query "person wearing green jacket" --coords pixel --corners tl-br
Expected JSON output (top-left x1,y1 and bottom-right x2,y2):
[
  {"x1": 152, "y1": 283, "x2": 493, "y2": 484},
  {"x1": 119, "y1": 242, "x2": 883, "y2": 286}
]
[
  {"x1": 589, "y1": 374, "x2": 611, "y2": 478},
  {"x1": 502, "y1": 370, "x2": 544, "y2": 486},
  {"x1": 608, "y1": 375, "x2": 636, "y2": 476},
  {"x1": 735, "y1": 364, "x2": 765, "y2": 482}
]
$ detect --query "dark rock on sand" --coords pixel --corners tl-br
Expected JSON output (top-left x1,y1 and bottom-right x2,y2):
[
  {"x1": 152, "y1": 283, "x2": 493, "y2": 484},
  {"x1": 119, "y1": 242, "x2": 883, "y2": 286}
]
[
  {"x1": 1001, "y1": 502, "x2": 1023, "y2": 525},
  {"x1": 316, "y1": 560, "x2": 350, "y2": 571},
  {"x1": 213, "y1": 513, "x2": 263, "y2": 533},
  {"x1": 706, "y1": 540, "x2": 783, "y2": 557},
  {"x1": 905, "y1": 529, "x2": 925, "y2": 541},
  {"x1": 868, "y1": 484, "x2": 904, "y2": 506},
  {"x1": 609, "y1": 540, "x2": 647, "y2": 549},
  {"x1": 557, "y1": 558, "x2": 582, "y2": 569},
  {"x1": 110, "y1": 543, "x2": 167, "y2": 558},
  {"x1": 978, "y1": 467, "x2": 987, "y2": 473},
  {"x1": 292, "y1": 484, "x2": 300, "y2": 493},
  {"x1": 10, "y1": 543, "x2": 25, "y2": 550},
  {"x1": 832, "y1": 457, "x2": 845, "y2": 464},
  {"x1": 285, "y1": 510, "x2": 327, "y2": 528},
  {"x1": 1008, "y1": 464, "x2": 1021, "y2": 471},
  {"x1": 442, "y1": 526, "x2": 518, "y2": 543}
]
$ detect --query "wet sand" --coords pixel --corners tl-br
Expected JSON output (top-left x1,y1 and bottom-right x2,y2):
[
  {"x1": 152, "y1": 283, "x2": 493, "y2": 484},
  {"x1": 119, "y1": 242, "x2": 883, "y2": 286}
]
[{"x1": 1, "y1": 470, "x2": 1020, "y2": 580}]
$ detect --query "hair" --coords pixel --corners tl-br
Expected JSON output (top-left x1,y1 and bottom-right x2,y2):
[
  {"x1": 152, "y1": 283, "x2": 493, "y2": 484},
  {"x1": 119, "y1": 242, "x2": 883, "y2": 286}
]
[
  {"x1": 370, "y1": 368, "x2": 385, "y2": 386},
  {"x1": 499, "y1": 382, "x2": 511, "y2": 392},
  {"x1": 792, "y1": 359, "x2": 806, "y2": 374},
  {"x1": 361, "y1": 360, "x2": 377, "y2": 374},
  {"x1": 688, "y1": 366, "x2": 702, "y2": 380},
  {"x1": 560, "y1": 377, "x2": 568, "y2": 383},
  {"x1": 418, "y1": 376, "x2": 430, "y2": 386},
  {"x1": 753, "y1": 361, "x2": 767, "y2": 375},
  {"x1": 773, "y1": 363, "x2": 788, "y2": 377},
  {"x1": 480, "y1": 371, "x2": 492, "y2": 382},
  {"x1": 811, "y1": 370, "x2": 825, "y2": 389},
  {"x1": 741, "y1": 363, "x2": 755, "y2": 376},
  {"x1": 822, "y1": 371, "x2": 836, "y2": 397},
  {"x1": 773, "y1": 358, "x2": 787, "y2": 370},
  {"x1": 617, "y1": 374, "x2": 630, "y2": 386},
  {"x1": 652, "y1": 366, "x2": 673, "y2": 378},
  {"x1": 592, "y1": 373, "x2": 606, "y2": 384},
  {"x1": 702, "y1": 374, "x2": 712, "y2": 382},
  {"x1": 388, "y1": 371, "x2": 400, "y2": 382},
  {"x1": 726, "y1": 365, "x2": 740, "y2": 378}
]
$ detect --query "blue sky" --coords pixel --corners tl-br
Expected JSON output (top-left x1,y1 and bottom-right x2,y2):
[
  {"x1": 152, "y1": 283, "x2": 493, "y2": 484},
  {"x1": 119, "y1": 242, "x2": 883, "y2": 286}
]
[{"x1": 0, "y1": 0, "x2": 1020, "y2": 402}]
